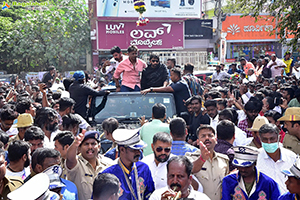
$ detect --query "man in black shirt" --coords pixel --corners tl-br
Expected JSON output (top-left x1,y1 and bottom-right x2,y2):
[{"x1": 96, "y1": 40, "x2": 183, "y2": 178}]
[
  {"x1": 141, "y1": 67, "x2": 191, "y2": 116},
  {"x1": 141, "y1": 53, "x2": 168, "y2": 90},
  {"x1": 69, "y1": 71, "x2": 109, "y2": 119},
  {"x1": 188, "y1": 95, "x2": 210, "y2": 144},
  {"x1": 42, "y1": 66, "x2": 57, "y2": 88}
]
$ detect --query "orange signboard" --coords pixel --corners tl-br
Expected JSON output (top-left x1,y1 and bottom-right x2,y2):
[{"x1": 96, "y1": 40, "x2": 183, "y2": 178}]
[{"x1": 222, "y1": 15, "x2": 277, "y2": 41}]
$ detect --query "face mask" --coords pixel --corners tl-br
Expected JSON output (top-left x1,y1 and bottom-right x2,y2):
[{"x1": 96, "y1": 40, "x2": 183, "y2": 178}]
[{"x1": 261, "y1": 142, "x2": 278, "y2": 153}]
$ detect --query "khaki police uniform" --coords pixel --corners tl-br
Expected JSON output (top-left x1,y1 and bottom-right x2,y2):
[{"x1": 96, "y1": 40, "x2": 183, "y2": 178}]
[
  {"x1": 1, "y1": 176, "x2": 23, "y2": 200},
  {"x1": 186, "y1": 150, "x2": 229, "y2": 200},
  {"x1": 65, "y1": 154, "x2": 113, "y2": 200},
  {"x1": 283, "y1": 134, "x2": 300, "y2": 154}
]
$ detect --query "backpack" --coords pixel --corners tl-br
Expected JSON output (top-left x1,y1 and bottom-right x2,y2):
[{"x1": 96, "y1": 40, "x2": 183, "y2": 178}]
[{"x1": 262, "y1": 66, "x2": 272, "y2": 78}]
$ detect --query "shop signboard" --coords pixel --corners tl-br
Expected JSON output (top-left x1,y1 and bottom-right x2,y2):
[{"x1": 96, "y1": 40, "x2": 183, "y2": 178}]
[
  {"x1": 222, "y1": 15, "x2": 276, "y2": 41},
  {"x1": 97, "y1": 0, "x2": 201, "y2": 18},
  {"x1": 185, "y1": 19, "x2": 213, "y2": 39},
  {"x1": 97, "y1": 21, "x2": 184, "y2": 50}
]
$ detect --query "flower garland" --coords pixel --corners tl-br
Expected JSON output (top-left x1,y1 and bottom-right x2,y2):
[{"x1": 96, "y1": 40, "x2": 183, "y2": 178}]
[{"x1": 134, "y1": 0, "x2": 149, "y2": 26}]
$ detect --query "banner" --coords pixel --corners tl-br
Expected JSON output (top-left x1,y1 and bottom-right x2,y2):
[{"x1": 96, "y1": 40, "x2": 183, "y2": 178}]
[
  {"x1": 97, "y1": 0, "x2": 201, "y2": 18},
  {"x1": 97, "y1": 21, "x2": 184, "y2": 50},
  {"x1": 222, "y1": 15, "x2": 276, "y2": 41}
]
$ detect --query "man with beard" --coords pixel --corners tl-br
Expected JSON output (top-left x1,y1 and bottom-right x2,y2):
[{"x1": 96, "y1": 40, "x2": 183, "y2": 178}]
[
  {"x1": 6, "y1": 140, "x2": 31, "y2": 180},
  {"x1": 188, "y1": 95, "x2": 210, "y2": 143},
  {"x1": 0, "y1": 108, "x2": 18, "y2": 138},
  {"x1": 102, "y1": 129, "x2": 155, "y2": 200},
  {"x1": 238, "y1": 97, "x2": 262, "y2": 137},
  {"x1": 0, "y1": 149, "x2": 23, "y2": 199},
  {"x1": 141, "y1": 53, "x2": 168, "y2": 90},
  {"x1": 142, "y1": 132, "x2": 173, "y2": 189},
  {"x1": 113, "y1": 45, "x2": 147, "y2": 92},
  {"x1": 212, "y1": 65, "x2": 230, "y2": 81},
  {"x1": 222, "y1": 146, "x2": 280, "y2": 200},
  {"x1": 266, "y1": 54, "x2": 286, "y2": 78},
  {"x1": 102, "y1": 46, "x2": 128, "y2": 81},
  {"x1": 66, "y1": 130, "x2": 113, "y2": 200},
  {"x1": 34, "y1": 107, "x2": 59, "y2": 148},
  {"x1": 149, "y1": 156, "x2": 210, "y2": 200},
  {"x1": 186, "y1": 124, "x2": 229, "y2": 200}
]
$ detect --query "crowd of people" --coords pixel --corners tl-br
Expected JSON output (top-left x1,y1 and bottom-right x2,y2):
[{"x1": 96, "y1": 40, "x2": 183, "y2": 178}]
[{"x1": 0, "y1": 44, "x2": 299, "y2": 200}]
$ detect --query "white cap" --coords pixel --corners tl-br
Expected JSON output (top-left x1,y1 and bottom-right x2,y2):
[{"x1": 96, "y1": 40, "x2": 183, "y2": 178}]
[
  {"x1": 7, "y1": 173, "x2": 57, "y2": 200},
  {"x1": 112, "y1": 129, "x2": 147, "y2": 150}
]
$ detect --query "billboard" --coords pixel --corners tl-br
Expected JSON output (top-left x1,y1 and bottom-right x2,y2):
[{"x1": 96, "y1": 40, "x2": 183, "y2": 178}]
[
  {"x1": 185, "y1": 19, "x2": 213, "y2": 39},
  {"x1": 97, "y1": 0, "x2": 201, "y2": 18},
  {"x1": 97, "y1": 21, "x2": 184, "y2": 50}
]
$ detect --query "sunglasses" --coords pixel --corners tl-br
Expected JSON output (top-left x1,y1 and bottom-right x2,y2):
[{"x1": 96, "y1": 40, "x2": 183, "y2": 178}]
[
  {"x1": 156, "y1": 147, "x2": 171, "y2": 153},
  {"x1": 151, "y1": 60, "x2": 159, "y2": 63}
]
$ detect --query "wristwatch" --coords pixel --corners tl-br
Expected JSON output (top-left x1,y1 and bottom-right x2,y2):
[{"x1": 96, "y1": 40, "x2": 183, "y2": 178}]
[{"x1": 150, "y1": 88, "x2": 153, "y2": 92}]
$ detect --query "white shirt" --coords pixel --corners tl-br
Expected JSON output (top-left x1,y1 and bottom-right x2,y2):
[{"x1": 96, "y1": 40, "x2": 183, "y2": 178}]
[
  {"x1": 43, "y1": 130, "x2": 59, "y2": 149},
  {"x1": 142, "y1": 154, "x2": 203, "y2": 192},
  {"x1": 256, "y1": 147, "x2": 296, "y2": 194},
  {"x1": 149, "y1": 186, "x2": 210, "y2": 200},
  {"x1": 248, "y1": 73, "x2": 257, "y2": 82},
  {"x1": 210, "y1": 114, "x2": 219, "y2": 133},
  {"x1": 266, "y1": 58, "x2": 286, "y2": 78},
  {"x1": 6, "y1": 167, "x2": 30, "y2": 180},
  {"x1": 141, "y1": 154, "x2": 171, "y2": 190},
  {"x1": 0, "y1": 127, "x2": 18, "y2": 137},
  {"x1": 105, "y1": 55, "x2": 129, "y2": 75},
  {"x1": 233, "y1": 126, "x2": 253, "y2": 146}
]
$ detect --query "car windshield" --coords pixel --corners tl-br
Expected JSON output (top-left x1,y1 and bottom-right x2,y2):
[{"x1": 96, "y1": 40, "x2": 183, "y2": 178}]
[{"x1": 93, "y1": 92, "x2": 176, "y2": 123}]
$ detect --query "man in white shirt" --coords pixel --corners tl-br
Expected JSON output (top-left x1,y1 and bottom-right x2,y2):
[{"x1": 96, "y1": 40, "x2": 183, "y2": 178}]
[
  {"x1": 212, "y1": 65, "x2": 230, "y2": 81},
  {"x1": 256, "y1": 123, "x2": 296, "y2": 194},
  {"x1": 6, "y1": 140, "x2": 31, "y2": 180},
  {"x1": 142, "y1": 132, "x2": 202, "y2": 191},
  {"x1": 101, "y1": 46, "x2": 128, "y2": 81},
  {"x1": 248, "y1": 68, "x2": 257, "y2": 82},
  {"x1": 142, "y1": 132, "x2": 173, "y2": 190},
  {"x1": 149, "y1": 156, "x2": 209, "y2": 200},
  {"x1": 204, "y1": 99, "x2": 219, "y2": 132},
  {"x1": 266, "y1": 54, "x2": 286, "y2": 78}
]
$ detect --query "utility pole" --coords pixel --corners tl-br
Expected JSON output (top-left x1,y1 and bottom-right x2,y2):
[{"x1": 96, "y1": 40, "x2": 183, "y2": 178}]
[{"x1": 214, "y1": 0, "x2": 226, "y2": 62}]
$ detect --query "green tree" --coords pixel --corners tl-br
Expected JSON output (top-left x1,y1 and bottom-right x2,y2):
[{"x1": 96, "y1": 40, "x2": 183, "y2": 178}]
[
  {"x1": 225, "y1": 0, "x2": 300, "y2": 48},
  {"x1": 0, "y1": 0, "x2": 90, "y2": 73}
]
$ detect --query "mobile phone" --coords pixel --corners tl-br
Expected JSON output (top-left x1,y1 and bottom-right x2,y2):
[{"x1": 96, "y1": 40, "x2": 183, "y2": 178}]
[
  {"x1": 234, "y1": 90, "x2": 240, "y2": 100},
  {"x1": 104, "y1": 0, "x2": 119, "y2": 16},
  {"x1": 97, "y1": 0, "x2": 107, "y2": 16}
]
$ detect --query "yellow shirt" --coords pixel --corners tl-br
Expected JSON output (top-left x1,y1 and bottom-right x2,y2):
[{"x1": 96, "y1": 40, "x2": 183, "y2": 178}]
[
  {"x1": 186, "y1": 150, "x2": 229, "y2": 200},
  {"x1": 282, "y1": 58, "x2": 293, "y2": 74},
  {"x1": 65, "y1": 155, "x2": 113, "y2": 200}
]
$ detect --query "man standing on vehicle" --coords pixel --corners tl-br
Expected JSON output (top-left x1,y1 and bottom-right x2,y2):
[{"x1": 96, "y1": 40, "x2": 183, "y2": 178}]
[
  {"x1": 141, "y1": 67, "x2": 191, "y2": 116},
  {"x1": 141, "y1": 53, "x2": 168, "y2": 90},
  {"x1": 101, "y1": 46, "x2": 128, "y2": 81},
  {"x1": 113, "y1": 45, "x2": 147, "y2": 92}
]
